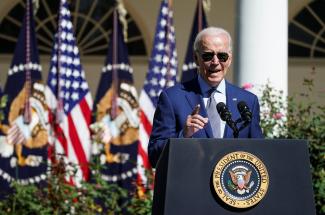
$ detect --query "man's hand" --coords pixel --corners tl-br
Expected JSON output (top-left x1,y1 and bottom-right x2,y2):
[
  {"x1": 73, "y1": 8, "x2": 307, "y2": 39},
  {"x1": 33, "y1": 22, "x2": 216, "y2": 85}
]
[{"x1": 183, "y1": 104, "x2": 208, "y2": 138}]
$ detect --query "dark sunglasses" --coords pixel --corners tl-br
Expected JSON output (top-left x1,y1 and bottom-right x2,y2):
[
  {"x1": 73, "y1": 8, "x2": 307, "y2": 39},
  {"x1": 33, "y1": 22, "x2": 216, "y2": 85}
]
[{"x1": 200, "y1": 51, "x2": 229, "y2": 62}]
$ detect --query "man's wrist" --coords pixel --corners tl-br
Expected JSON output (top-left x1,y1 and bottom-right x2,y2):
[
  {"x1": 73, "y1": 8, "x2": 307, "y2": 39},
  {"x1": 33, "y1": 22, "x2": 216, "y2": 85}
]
[{"x1": 179, "y1": 129, "x2": 193, "y2": 138}]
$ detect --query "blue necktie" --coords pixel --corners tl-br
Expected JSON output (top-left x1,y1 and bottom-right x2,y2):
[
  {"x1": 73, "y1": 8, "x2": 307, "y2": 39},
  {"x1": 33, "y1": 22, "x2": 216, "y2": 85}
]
[{"x1": 206, "y1": 89, "x2": 221, "y2": 138}]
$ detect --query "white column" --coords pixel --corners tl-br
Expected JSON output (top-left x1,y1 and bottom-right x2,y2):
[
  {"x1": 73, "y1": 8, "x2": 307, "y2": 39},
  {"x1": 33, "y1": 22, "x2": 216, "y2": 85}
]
[{"x1": 234, "y1": 0, "x2": 288, "y2": 97}]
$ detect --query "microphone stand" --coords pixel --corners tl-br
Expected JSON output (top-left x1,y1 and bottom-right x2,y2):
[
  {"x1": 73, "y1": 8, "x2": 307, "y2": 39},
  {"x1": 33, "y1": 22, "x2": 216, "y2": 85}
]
[
  {"x1": 233, "y1": 128, "x2": 239, "y2": 139},
  {"x1": 230, "y1": 118, "x2": 250, "y2": 138},
  {"x1": 227, "y1": 119, "x2": 239, "y2": 138}
]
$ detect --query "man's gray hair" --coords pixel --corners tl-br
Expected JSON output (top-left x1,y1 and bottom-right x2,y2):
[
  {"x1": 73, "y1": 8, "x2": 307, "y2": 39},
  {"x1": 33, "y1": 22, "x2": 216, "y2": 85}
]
[{"x1": 193, "y1": 27, "x2": 232, "y2": 52}]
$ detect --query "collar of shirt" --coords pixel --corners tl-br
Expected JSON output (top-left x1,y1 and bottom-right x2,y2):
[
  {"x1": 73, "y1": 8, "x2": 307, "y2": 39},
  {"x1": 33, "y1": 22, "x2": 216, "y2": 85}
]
[{"x1": 198, "y1": 74, "x2": 226, "y2": 98}]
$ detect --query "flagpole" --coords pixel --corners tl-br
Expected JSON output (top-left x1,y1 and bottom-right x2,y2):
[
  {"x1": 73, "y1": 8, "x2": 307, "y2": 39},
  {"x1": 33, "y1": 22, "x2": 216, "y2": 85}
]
[
  {"x1": 198, "y1": 0, "x2": 203, "y2": 31},
  {"x1": 56, "y1": 0, "x2": 64, "y2": 124},
  {"x1": 111, "y1": 8, "x2": 119, "y2": 119},
  {"x1": 24, "y1": 0, "x2": 31, "y2": 124}
]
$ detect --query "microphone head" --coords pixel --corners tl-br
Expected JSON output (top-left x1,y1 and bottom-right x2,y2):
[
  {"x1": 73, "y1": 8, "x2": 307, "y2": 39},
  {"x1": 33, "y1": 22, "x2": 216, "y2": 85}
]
[
  {"x1": 237, "y1": 101, "x2": 252, "y2": 122},
  {"x1": 216, "y1": 102, "x2": 226, "y2": 113},
  {"x1": 216, "y1": 102, "x2": 231, "y2": 121}
]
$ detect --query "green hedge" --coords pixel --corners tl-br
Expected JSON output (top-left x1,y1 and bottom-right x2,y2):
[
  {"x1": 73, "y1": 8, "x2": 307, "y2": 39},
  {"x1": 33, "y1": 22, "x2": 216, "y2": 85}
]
[{"x1": 259, "y1": 74, "x2": 325, "y2": 214}]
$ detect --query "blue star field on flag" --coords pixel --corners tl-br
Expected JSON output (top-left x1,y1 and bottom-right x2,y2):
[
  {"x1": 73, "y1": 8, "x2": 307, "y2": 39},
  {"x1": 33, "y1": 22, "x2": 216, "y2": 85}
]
[
  {"x1": 47, "y1": 7, "x2": 90, "y2": 114},
  {"x1": 142, "y1": 0, "x2": 178, "y2": 108}
]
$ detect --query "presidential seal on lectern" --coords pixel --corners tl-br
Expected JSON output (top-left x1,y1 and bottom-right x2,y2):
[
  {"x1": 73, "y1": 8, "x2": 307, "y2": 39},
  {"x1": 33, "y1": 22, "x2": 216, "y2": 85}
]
[{"x1": 212, "y1": 151, "x2": 269, "y2": 208}]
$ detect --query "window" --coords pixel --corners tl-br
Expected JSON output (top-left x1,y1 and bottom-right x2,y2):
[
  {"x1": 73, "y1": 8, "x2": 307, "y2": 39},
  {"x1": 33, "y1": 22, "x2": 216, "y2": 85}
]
[
  {"x1": 0, "y1": 0, "x2": 146, "y2": 56},
  {"x1": 289, "y1": 0, "x2": 325, "y2": 58}
]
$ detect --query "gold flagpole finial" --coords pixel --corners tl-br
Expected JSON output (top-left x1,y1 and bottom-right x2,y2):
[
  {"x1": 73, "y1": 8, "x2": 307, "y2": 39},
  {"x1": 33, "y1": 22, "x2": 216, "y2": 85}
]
[
  {"x1": 203, "y1": 0, "x2": 211, "y2": 13},
  {"x1": 116, "y1": 0, "x2": 128, "y2": 42}
]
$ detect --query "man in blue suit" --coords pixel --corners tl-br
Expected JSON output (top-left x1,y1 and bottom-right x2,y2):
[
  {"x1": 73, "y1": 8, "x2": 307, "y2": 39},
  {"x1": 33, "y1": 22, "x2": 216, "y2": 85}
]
[{"x1": 148, "y1": 27, "x2": 263, "y2": 167}]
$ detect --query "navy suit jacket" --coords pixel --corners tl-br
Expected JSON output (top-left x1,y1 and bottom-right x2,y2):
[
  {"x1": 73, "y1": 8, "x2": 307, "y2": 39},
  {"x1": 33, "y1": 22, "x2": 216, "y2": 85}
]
[{"x1": 148, "y1": 78, "x2": 263, "y2": 167}]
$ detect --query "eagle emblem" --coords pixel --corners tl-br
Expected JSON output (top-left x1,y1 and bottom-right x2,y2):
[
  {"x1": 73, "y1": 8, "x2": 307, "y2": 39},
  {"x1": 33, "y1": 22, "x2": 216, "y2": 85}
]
[
  {"x1": 0, "y1": 82, "x2": 48, "y2": 167},
  {"x1": 228, "y1": 166, "x2": 254, "y2": 195},
  {"x1": 91, "y1": 82, "x2": 139, "y2": 165}
]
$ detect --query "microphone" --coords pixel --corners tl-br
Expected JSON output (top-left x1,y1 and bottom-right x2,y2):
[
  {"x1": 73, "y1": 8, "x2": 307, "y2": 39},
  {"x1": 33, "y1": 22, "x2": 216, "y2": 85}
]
[
  {"x1": 216, "y1": 102, "x2": 232, "y2": 122},
  {"x1": 237, "y1": 101, "x2": 252, "y2": 122},
  {"x1": 216, "y1": 102, "x2": 238, "y2": 136}
]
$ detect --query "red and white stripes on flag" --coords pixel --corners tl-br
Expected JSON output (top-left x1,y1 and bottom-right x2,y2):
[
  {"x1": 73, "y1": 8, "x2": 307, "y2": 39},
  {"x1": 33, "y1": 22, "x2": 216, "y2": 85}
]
[
  {"x1": 138, "y1": 92, "x2": 155, "y2": 180},
  {"x1": 46, "y1": 0, "x2": 92, "y2": 184},
  {"x1": 46, "y1": 90, "x2": 92, "y2": 183},
  {"x1": 138, "y1": 0, "x2": 178, "y2": 184}
]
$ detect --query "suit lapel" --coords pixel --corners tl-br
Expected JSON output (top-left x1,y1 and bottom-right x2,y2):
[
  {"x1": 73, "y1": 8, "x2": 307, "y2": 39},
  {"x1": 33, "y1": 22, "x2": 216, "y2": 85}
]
[{"x1": 183, "y1": 78, "x2": 213, "y2": 138}]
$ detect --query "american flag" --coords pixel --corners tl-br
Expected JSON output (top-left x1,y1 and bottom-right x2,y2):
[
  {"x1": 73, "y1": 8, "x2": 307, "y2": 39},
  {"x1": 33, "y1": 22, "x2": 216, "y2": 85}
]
[
  {"x1": 0, "y1": 0, "x2": 47, "y2": 193},
  {"x1": 181, "y1": 0, "x2": 208, "y2": 83},
  {"x1": 138, "y1": 0, "x2": 178, "y2": 182},
  {"x1": 45, "y1": 0, "x2": 92, "y2": 184},
  {"x1": 91, "y1": 7, "x2": 139, "y2": 193}
]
